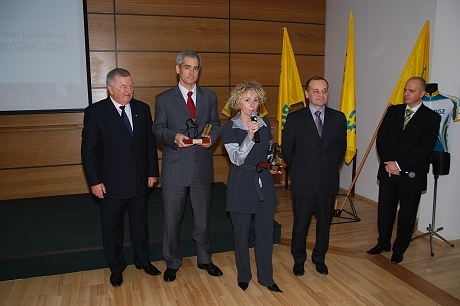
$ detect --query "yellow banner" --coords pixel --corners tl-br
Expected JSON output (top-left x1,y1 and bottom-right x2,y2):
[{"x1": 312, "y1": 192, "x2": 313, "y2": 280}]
[
  {"x1": 389, "y1": 21, "x2": 430, "y2": 105},
  {"x1": 339, "y1": 12, "x2": 357, "y2": 164},
  {"x1": 277, "y1": 27, "x2": 305, "y2": 144}
]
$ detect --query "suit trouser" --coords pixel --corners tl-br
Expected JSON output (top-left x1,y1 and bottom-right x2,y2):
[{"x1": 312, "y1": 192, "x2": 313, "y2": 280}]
[
  {"x1": 162, "y1": 164, "x2": 212, "y2": 269},
  {"x1": 377, "y1": 183, "x2": 422, "y2": 254},
  {"x1": 230, "y1": 204, "x2": 275, "y2": 286},
  {"x1": 100, "y1": 195, "x2": 150, "y2": 272},
  {"x1": 291, "y1": 192, "x2": 334, "y2": 264}
]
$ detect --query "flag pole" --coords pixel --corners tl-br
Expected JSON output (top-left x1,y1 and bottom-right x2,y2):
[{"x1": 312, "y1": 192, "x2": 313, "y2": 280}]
[
  {"x1": 339, "y1": 104, "x2": 389, "y2": 210},
  {"x1": 339, "y1": 20, "x2": 429, "y2": 211}
]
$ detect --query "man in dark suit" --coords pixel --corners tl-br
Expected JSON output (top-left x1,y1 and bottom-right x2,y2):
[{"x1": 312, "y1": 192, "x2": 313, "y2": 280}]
[
  {"x1": 281, "y1": 76, "x2": 347, "y2": 276},
  {"x1": 367, "y1": 77, "x2": 441, "y2": 264},
  {"x1": 152, "y1": 50, "x2": 223, "y2": 282},
  {"x1": 81, "y1": 68, "x2": 160, "y2": 287}
]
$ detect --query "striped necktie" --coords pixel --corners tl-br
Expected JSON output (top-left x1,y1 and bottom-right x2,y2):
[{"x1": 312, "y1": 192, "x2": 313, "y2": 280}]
[{"x1": 403, "y1": 109, "x2": 414, "y2": 129}]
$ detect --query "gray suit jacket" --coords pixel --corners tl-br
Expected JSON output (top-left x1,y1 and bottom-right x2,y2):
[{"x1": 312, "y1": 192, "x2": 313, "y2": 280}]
[{"x1": 153, "y1": 85, "x2": 222, "y2": 186}]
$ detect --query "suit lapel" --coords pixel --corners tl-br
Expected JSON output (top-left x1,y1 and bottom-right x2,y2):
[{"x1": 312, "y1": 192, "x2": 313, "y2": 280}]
[
  {"x1": 195, "y1": 86, "x2": 203, "y2": 119},
  {"x1": 104, "y1": 98, "x2": 125, "y2": 132},
  {"x1": 174, "y1": 85, "x2": 192, "y2": 118},
  {"x1": 105, "y1": 98, "x2": 134, "y2": 139},
  {"x1": 403, "y1": 104, "x2": 425, "y2": 131},
  {"x1": 301, "y1": 108, "x2": 319, "y2": 138},
  {"x1": 322, "y1": 107, "x2": 332, "y2": 138},
  {"x1": 130, "y1": 100, "x2": 139, "y2": 138}
]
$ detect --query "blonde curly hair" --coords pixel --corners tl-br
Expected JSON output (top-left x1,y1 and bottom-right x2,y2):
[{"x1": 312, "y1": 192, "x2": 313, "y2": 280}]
[{"x1": 227, "y1": 80, "x2": 266, "y2": 110}]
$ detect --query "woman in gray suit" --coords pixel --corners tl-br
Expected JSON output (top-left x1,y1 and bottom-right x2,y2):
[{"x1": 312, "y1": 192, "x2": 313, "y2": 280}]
[{"x1": 222, "y1": 80, "x2": 282, "y2": 293}]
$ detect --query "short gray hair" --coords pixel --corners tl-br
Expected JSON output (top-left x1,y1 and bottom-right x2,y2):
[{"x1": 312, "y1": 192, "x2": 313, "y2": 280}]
[
  {"x1": 176, "y1": 50, "x2": 201, "y2": 67},
  {"x1": 106, "y1": 68, "x2": 131, "y2": 86}
]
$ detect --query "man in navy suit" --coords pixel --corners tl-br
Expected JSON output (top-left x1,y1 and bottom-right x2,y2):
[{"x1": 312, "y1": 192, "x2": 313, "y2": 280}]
[
  {"x1": 81, "y1": 68, "x2": 160, "y2": 286},
  {"x1": 367, "y1": 77, "x2": 440, "y2": 264},
  {"x1": 153, "y1": 50, "x2": 223, "y2": 282},
  {"x1": 282, "y1": 76, "x2": 347, "y2": 276}
]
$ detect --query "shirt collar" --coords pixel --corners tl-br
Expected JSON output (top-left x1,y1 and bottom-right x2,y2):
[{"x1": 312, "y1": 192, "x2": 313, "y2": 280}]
[
  {"x1": 231, "y1": 112, "x2": 267, "y2": 129},
  {"x1": 406, "y1": 102, "x2": 422, "y2": 114},
  {"x1": 309, "y1": 105, "x2": 325, "y2": 118},
  {"x1": 178, "y1": 83, "x2": 196, "y2": 101}
]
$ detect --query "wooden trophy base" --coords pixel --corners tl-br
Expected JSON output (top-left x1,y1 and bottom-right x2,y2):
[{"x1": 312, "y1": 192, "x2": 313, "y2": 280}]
[{"x1": 184, "y1": 137, "x2": 211, "y2": 145}]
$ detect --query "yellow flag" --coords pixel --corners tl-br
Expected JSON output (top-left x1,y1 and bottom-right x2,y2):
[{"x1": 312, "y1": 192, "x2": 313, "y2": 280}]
[
  {"x1": 389, "y1": 21, "x2": 430, "y2": 105},
  {"x1": 340, "y1": 12, "x2": 356, "y2": 164},
  {"x1": 277, "y1": 28, "x2": 305, "y2": 143},
  {"x1": 221, "y1": 101, "x2": 232, "y2": 117}
]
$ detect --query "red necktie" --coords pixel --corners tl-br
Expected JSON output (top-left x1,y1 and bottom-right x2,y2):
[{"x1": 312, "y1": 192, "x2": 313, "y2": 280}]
[{"x1": 187, "y1": 91, "x2": 196, "y2": 118}]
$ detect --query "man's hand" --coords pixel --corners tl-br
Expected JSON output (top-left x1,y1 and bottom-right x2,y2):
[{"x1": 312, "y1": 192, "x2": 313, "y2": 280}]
[
  {"x1": 384, "y1": 161, "x2": 400, "y2": 177},
  {"x1": 198, "y1": 136, "x2": 212, "y2": 148},
  {"x1": 148, "y1": 177, "x2": 158, "y2": 187},
  {"x1": 91, "y1": 183, "x2": 106, "y2": 199},
  {"x1": 175, "y1": 133, "x2": 193, "y2": 148}
]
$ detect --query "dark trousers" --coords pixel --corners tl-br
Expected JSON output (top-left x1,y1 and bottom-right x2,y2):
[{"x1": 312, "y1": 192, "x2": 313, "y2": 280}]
[
  {"x1": 161, "y1": 163, "x2": 212, "y2": 269},
  {"x1": 377, "y1": 183, "x2": 422, "y2": 254},
  {"x1": 100, "y1": 195, "x2": 150, "y2": 272},
  {"x1": 291, "y1": 193, "x2": 334, "y2": 264},
  {"x1": 230, "y1": 204, "x2": 275, "y2": 286}
]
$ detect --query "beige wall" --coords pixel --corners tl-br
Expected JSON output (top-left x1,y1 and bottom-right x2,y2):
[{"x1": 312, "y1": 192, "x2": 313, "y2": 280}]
[{"x1": 0, "y1": 0, "x2": 325, "y2": 200}]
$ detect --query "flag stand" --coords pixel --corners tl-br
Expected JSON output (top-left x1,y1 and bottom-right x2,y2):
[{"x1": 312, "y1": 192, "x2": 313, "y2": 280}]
[
  {"x1": 332, "y1": 153, "x2": 360, "y2": 224},
  {"x1": 332, "y1": 194, "x2": 360, "y2": 224}
]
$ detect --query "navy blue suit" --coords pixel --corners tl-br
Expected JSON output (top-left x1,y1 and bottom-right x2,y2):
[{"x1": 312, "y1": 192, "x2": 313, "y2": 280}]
[{"x1": 81, "y1": 97, "x2": 159, "y2": 272}]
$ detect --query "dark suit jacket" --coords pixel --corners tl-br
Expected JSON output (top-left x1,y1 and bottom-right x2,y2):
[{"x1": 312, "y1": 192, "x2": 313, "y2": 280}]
[
  {"x1": 281, "y1": 106, "x2": 347, "y2": 196},
  {"x1": 81, "y1": 97, "x2": 159, "y2": 198},
  {"x1": 377, "y1": 103, "x2": 440, "y2": 191},
  {"x1": 153, "y1": 85, "x2": 222, "y2": 186}
]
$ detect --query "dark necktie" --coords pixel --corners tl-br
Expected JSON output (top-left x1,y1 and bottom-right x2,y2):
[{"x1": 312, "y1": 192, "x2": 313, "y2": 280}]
[
  {"x1": 403, "y1": 108, "x2": 414, "y2": 129},
  {"x1": 119, "y1": 105, "x2": 133, "y2": 138},
  {"x1": 187, "y1": 91, "x2": 196, "y2": 119},
  {"x1": 315, "y1": 110, "x2": 322, "y2": 136}
]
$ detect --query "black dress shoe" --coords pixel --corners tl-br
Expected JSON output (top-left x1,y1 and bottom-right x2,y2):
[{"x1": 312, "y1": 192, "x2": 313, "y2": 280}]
[
  {"x1": 367, "y1": 245, "x2": 391, "y2": 255},
  {"x1": 266, "y1": 283, "x2": 283, "y2": 293},
  {"x1": 391, "y1": 253, "x2": 404, "y2": 264},
  {"x1": 197, "y1": 263, "x2": 223, "y2": 276},
  {"x1": 110, "y1": 272, "x2": 123, "y2": 286},
  {"x1": 312, "y1": 259, "x2": 328, "y2": 275},
  {"x1": 135, "y1": 262, "x2": 161, "y2": 276},
  {"x1": 163, "y1": 268, "x2": 178, "y2": 282},
  {"x1": 238, "y1": 282, "x2": 249, "y2": 291},
  {"x1": 293, "y1": 263, "x2": 305, "y2": 276}
]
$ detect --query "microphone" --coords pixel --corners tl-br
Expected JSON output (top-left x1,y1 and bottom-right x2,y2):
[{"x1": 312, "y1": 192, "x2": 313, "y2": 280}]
[
  {"x1": 402, "y1": 171, "x2": 416, "y2": 178},
  {"x1": 249, "y1": 111, "x2": 260, "y2": 143}
]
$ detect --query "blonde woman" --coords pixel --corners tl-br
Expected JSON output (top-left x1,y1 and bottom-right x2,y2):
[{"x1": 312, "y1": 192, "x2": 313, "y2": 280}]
[{"x1": 222, "y1": 80, "x2": 282, "y2": 293}]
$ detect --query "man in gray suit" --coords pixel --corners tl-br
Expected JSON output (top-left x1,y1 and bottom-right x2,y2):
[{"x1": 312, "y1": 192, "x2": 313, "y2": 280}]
[{"x1": 153, "y1": 50, "x2": 223, "y2": 282}]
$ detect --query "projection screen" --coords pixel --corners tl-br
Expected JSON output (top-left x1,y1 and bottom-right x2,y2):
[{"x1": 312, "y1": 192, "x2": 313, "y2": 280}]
[{"x1": 0, "y1": 0, "x2": 91, "y2": 113}]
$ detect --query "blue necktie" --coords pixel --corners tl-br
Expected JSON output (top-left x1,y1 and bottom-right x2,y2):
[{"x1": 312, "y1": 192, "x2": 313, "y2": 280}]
[{"x1": 119, "y1": 105, "x2": 133, "y2": 138}]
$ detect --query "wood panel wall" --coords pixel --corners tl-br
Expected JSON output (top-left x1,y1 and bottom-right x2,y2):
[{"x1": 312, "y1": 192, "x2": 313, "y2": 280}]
[{"x1": 0, "y1": 0, "x2": 325, "y2": 200}]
